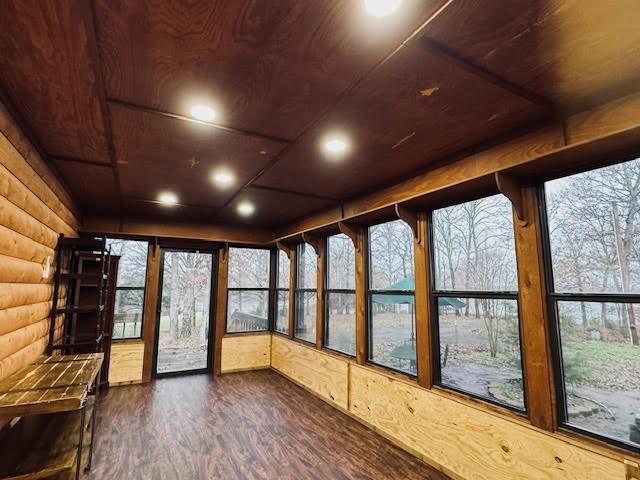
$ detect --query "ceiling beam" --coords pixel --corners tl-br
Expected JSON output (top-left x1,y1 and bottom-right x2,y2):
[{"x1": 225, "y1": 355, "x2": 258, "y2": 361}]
[
  {"x1": 86, "y1": 0, "x2": 124, "y2": 219},
  {"x1": 419, "y1": 37, "x2": 556, "y2": 111},
  {"x1": 106, "y1": 98, "x2": 294, "y2": 145},
  {"x1": 50, "y1": 155, "x2": 113, "y2": 168},
  {"x1": 214, "y1": 0, "x2": 458, "y2": 221},
  {"x1": 250, "y1": 184, "x2": 340, "y2": 203}
]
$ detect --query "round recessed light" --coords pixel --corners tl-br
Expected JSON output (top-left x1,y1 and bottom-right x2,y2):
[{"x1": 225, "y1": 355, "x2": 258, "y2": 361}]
[
  {"x1": 363, "y1": 0, "x2": 402, "y2": 17},
  {"x1": 190, "y1": 104, "x2": 217, "y2": 122},
  {"x1": 322, "y1": 135, "x2": 350, "y2": 159},
  {"x1": 211, "y1": 169, "x2": 235, "y2": 188},
  {"x1": 237, "y1": 201, "x2": 255, "y2": 217},
  {"x1": 157, "y1": 191, "x2": 179, "y2": 207}
]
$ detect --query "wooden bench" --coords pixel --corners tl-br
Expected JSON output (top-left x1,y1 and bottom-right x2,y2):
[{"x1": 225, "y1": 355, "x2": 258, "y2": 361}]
[{"x1": 0, "y1": 353, "x2": 103, "y2": 480}]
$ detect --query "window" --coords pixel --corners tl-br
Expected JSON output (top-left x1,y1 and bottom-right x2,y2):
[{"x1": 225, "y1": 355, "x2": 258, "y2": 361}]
[
  {"x1": 432, "y1": 194, "x2": 525, "y2": 411},
  {"x1": 368, "y1": 220, "x2": 416, "y2": 375},
  {"x1": 275, "y1": 249, "x2": 290, "y2": 335},
  {"x1": 325, "y1": 233, "x2": 356, "y2": 355},
  {"x1": 106, "y1": 238, "x2": 148, "y2": 339},
  {"x1": 544, "y1": 158, "x2": 640, "y2": 450},
  {"x1": 226, "y1": 247, "x2": 270, "y2": 333},
  {"x1": 295, "y1": 243, "x2": 317, "y2": 343}
]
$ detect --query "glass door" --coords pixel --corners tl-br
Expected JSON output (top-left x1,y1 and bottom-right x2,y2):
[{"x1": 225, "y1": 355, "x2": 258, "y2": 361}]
[{"x1": 153, "y1": 248, "x2": 216, "y2": 376}]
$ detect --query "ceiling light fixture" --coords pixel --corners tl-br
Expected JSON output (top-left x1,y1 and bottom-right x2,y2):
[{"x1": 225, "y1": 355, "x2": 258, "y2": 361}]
[
  {"x1": 190, "y1": 104, "x2": 218, "y2": 122},
  {"x1": 211, "y1": 169, "x2": 235, "y2": 188},
  {"x1": 363, "y1": 0, "x2": 402, "y2": 17},
  {"x1": 322, "y1": 135, "x2": 350, "y2": 159},
  {"x1": 157, "y1": 191, "x2": 179, "y2": 207},
  {"x1": 237, "y1": 201, "x2": 256, "y2": 217}
]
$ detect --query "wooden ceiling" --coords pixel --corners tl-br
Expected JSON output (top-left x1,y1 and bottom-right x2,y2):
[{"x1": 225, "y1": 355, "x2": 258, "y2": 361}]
[{"x1": 0, "y1": 0, "x2": 638, "y2": 229}]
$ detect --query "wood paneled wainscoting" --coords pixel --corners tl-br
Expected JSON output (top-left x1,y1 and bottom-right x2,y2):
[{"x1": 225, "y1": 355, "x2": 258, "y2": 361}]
[{"x1": 219, "y1": 333, "x2": 635, "y2": 480}]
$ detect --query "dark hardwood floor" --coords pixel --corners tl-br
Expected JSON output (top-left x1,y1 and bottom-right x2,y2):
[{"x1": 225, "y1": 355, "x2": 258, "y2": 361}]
[{"x1": 87, "y1": 370, "x2": 448, "y2": 480}]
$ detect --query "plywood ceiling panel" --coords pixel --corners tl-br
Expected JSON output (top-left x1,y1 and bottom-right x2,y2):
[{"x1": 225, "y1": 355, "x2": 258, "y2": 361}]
[
  {"x1": 216, "y1": 187, "x2": 337, "y2": 228},
  {"x1": 52, "y1": 160, "x2": 118, "y2": 214},
  {"x1": 0, "y1": 0, "x2": 638, "y2": 228},
  {"x1": 255, "y1": 42, "x2": 545, "y2": 199},
  {"x1": 110, "y1": 104, "x2": 287, "y2": 209},
  {"x1": 0, "y1": 0, "x2": 110, "y2": 162},
  {"x1": 424, "y1": 0, "x2": 640, "y2": 110},
  {"x1": 95, "y1": 0, "x2": 446, "y2": 140}
]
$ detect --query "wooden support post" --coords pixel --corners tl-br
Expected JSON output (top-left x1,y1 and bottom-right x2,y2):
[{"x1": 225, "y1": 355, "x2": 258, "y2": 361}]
[
  {"x1": 288, "y1": 247, "x2": 296, "y2": 339},
  {"x1": 213, "y1": 244, "x2": 229, "y2": 375},
  {"x1": 513, "y1": 186, "x2": 556, "y2": 431},
  {"x1": 303, "y1": 233, "x2": 325, "y2": 350},
  {"x1": 340, "y1": 221, "x2": 367, "y2": 365},
  {"x1": 414, "y1": 212, "x2": 433, "y2": 388},
  {"x1": 496, "y1": 171, "x2": 527, "y2": 224},
  {"x1": 141, "y1": 243, "x2": 161, "y2": 383}
]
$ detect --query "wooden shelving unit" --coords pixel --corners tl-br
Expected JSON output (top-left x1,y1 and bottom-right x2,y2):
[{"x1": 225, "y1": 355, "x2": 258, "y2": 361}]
[
  {"x1": 47, "y1": 236, "x2": 112, "y2": 385},
  {"x1": 0, "y1": 354, "x2": 103, "y2": 480}
]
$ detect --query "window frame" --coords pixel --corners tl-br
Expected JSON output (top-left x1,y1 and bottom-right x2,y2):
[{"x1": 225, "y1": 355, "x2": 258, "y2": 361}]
[
  {"x1": 427, "y1": 197, "x2": 528, "y2": 414},
  {"x1": 366, "y1": 220, "x2": 417, "y2": 377},
  {"x1": 274, "y1": 248, "x2": 290, "y2": 336},
  {"x1": 294, "y1": 242, "x2": 318, "y2": 345},
  {"x1": 324, "y1": 233, "x2": 356, "y2": 357},
  {"x1": 225, "y1": 246, "x2": 273, "y2": 334},
  {"x1": 107, "y1": 237, "x2": 150, "y2": 341},
  {"x1": 539, "y1": 181, "x2": 640, "y2": 454}
]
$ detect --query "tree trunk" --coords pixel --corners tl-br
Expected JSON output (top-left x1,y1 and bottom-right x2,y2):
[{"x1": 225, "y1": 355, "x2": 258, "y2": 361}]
[{"x1": 612, "y1": 203, "x2": 639, "y2": 346}]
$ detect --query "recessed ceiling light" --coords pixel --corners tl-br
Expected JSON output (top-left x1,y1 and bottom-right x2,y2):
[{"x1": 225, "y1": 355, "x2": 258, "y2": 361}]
[
  {"x1": 237, "y1": 201, "x2": 255, "y2": 217},
  {"x1": 157, "y1": 191, "x2": 179, "y2": 207},
  {"x1": 211, "y1": 169, "x2": 235, "y2": 188},
  {"x1": 190, "y1": 104, "x2": 217, "y2": 122},
  {"x1": 322, "y1": 135, "x2": 350, "y2": 159},
  {"x1": 364, "y1": 0, "x2": 402, "y2": 17}
]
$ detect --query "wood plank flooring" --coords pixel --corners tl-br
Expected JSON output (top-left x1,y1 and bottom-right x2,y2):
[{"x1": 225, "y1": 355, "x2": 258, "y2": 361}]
[{"x1": 86, "y1": 370, "x2": 448, "y2": 479}]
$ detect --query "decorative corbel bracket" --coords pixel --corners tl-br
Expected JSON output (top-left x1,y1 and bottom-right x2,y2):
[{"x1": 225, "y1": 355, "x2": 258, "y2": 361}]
[
  {"x1": 276, "y1": 241, "x2": 295, "y2": 260},
  {"x1": 302, "y1": 232, "x2": 324, "y2": 257},
  {"x1": 495, "y1": 171, "x2": 528, "y2": 225},
  {"x1": 338, "y1": 221, "x2": 363, "y2": 252},
  {"x1": 395, "y1": 204, "x2": 421, "y2": 244}
]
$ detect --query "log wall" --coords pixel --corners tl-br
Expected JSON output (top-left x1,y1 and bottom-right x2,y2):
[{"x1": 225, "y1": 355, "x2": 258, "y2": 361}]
[
  {"x1": 0, "y1": 106, "x2": 78, "y2": 382},
  {"x1": 109, "y1": 341, "x2": 144, "y2": 385}
]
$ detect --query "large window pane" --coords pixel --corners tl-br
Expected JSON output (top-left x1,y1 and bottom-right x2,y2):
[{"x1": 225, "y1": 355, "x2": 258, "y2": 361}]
[
  {"x1": 439, "y1": 298, "x2": 524, "y2": 410},
  {"x1": 278, "y1": 250, "x2": 290, "y2": 289},
  {"x1": 106, "y1": 238, "x2": 148, "y2": 340},
  {"x1": 433, "y1": 194, "x2": 517, "y2": 291},
  {"x1": 295, "y1": 291, "x2": 316, "y2": 343},
  {"x1": 227, "y1": 290, "x2": 269, "y2": 333},
  {"x1": 369, "y1": 220, "x2": 414, "y2": 290},
  {"x1": 107, "y1": 239, "x2": 148, "y2": 288},
  {"x1": 228, "y1": 248, "x2": 270, "y2": 288},
  {"x1": 545, "y1": 159, "x2": 640, "y2": 294},
  {"x1": 369, "y1": 295, "x2": 416, "y2": 375},
  {"x1": 328, "y1": 234, "x2": 355, "y2": 289},
  {"x1": 112, "y1": 289, "x2": 143, "y2": 338},
  {"x1": 298, "y1": 243, "x2": 317, "y2": 289},
  {"x1": 326, "y1": 292, "x2": 355, "y2": 355},
  {"x1": 557, "y1": 301, "x2": 640, "y2": 448},
  {"x1": 275, "y1": 291, "x2": 289, "y2": 334}
]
